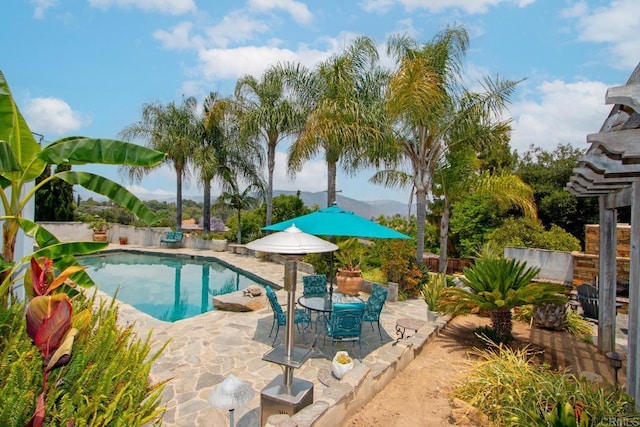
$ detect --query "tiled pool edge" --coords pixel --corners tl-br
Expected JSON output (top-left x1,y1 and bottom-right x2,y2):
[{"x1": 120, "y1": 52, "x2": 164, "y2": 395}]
[{"x1": 267, "y1": 316, "x2": 451, "y2": 427}]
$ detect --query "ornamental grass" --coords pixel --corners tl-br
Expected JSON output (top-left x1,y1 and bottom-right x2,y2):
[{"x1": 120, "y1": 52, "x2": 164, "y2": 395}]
[{"x1": 452, "y1": 343, "x2": 637, "y2": 425}]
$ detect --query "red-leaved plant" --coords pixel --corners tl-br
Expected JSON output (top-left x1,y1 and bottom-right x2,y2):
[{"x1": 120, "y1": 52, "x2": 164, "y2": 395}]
[{"x1": 24, "y1": 257, "x2": 90, "y2": 427}]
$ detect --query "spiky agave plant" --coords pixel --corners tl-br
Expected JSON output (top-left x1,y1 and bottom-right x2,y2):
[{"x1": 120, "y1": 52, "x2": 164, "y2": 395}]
[{"x1": 438, "y1": 258, "x2": 568, "y2": 342}]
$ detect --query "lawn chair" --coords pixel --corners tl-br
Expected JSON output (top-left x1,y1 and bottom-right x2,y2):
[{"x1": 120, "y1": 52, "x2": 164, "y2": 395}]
[
  {"x1": 576, "y1": 283, "x2": 599, "y2": 321},
  {"x1": 264, "y1": 285, "x2": 310, "y2": 346},
  {"x1": 363, "y1": 284, "x2": 388, "y2": 340},
  {"x1": 323, "y1": 302, "x2": 366, "y2": 360},
  {"x1": 160, "y1": 231, "x2": 183, "y2": 248}
]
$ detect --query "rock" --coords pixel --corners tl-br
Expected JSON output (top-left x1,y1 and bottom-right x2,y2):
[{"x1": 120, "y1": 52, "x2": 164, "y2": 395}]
[
  {"x1": 213, "y1": 290, "x2": 267, "y2": 312},
  {"x1": 450, "y1": 398, "x2": 489, "y2": 426},
  {"x1": 243, "y1": 284, "x2": 263, "y2": 297},
  {"x1": 580, "y1": 371, "x2": 604, "y2": 384}
]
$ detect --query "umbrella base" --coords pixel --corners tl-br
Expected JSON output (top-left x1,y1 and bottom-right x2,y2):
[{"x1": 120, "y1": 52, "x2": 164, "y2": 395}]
[{"x1": 260, "y1": 375, "x2": 313, "y2": 426}]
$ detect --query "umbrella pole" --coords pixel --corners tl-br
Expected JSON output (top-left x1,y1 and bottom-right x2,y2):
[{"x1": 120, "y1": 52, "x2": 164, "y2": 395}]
[
  {"x1": 329, "y1": 252, "x2": 334, "y2": 298},
  {"x1": 283, "y1": 256, "x2": 300, "y2": 386}
]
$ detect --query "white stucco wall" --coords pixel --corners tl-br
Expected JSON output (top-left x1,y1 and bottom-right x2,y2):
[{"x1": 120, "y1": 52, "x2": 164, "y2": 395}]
[{"x1": 504, "y1": 247, "x2": 573, "y2": 285}]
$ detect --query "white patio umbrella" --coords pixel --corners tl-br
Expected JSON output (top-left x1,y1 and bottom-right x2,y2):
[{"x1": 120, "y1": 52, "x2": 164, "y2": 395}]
[{"x1": 246, "y1": 225, "x2": 338, "y2": 385}]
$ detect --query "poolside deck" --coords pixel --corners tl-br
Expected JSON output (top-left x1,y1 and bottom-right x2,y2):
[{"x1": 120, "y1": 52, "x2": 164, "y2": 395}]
[{"x1": 97, "y1": 244, "x2": 447, "y2": 426}]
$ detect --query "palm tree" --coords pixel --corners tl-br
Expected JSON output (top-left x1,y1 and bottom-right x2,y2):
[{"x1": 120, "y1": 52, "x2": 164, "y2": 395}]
[
  {"x1": 434, "y1": 148, "x2": 536, "y2": 272},
  {"x1": 119, "y1": 97, "x2": 198, "y2": 231},
  {"x1": 438, "y1": 258, "x2": 567, "y2": 342},
  {"x1": 217, "y1": 174, "x2": 265, "y2": 244},
  {"x1": 193, "y1": 92, "x2": 231, "y2": 234},
  {"x1": 193, "y1": 92, "x2": 265, "y2": 234},
  {"x1": 235, "y1": 66, "x2": 303, "y2": 226},
  {"x1": 281, "y1": 36, "x2": 388, "y2": 206},
  {"x1": 371, "y1": 26, "x2": 519, "y2": 264}
]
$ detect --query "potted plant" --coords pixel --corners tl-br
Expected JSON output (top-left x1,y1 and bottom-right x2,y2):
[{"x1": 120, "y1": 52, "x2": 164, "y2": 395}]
[
  {"x1": 335, "y1": 238, "x2": 365, "y2": 295},
  {"x1": 118, "y1": 236, "x2": 129, "y2": 245},
  {"x1": 421, "y1": 272, "x2": 446, "y2": 321},
  {"x1": 332, "y1": 351, "x2": 354, "y2": 379},
  {"x1": 88, "y1": 217, "x2": 110, "y2": 242}
]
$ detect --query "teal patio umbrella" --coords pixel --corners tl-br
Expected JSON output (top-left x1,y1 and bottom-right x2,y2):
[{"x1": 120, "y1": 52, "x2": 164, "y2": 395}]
[
  {"x1": 262, "y1": 203, "x2": 411, "y2": 239},
  {"x1": 262, "y1": 203, "x2": 411, "y2": 294}
]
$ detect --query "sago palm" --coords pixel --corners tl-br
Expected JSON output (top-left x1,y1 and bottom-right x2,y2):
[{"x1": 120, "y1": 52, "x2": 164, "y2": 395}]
[{"x1": 438, "y1": 258, "x2": 567, "y2": 342}]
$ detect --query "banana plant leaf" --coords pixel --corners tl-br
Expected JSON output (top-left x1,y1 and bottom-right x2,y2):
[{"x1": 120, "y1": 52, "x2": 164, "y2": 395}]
[
  {"x1": 54, "y1": 171, "x2": 158, "y2": 224},
  {"x1": 40, "y1": 136, "x2": 165, "y2": 166},
  {"x1": 0, "y1": 70, "x2": 45, "y2": 183},
  {"x1": 0, "y1": 140, "x2": 21, "y2": 172}
]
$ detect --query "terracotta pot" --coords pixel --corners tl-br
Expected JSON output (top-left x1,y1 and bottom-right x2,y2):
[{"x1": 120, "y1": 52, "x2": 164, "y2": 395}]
[
  {"x1": 336, "y1": 269, "x2": 363, "y2": 296},
  {"x1": 119, "y1": 236, "x2": 128, "y2": 245},
  {"x1": 92, "y1": 231, "x2": 108, "y2": 242}
]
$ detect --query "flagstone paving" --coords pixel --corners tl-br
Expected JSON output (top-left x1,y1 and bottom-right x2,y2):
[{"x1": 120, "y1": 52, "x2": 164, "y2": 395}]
[{"x1": 97, "y1": 245, "x2": 440, "y2": 427}]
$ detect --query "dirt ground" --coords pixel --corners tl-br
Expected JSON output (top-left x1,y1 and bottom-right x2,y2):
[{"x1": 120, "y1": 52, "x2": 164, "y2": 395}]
[{"x1": 343, "y1": 314, "x2": 622, "y2": 427}]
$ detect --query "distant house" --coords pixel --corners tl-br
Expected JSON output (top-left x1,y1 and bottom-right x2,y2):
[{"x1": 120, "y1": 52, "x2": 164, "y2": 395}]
[{"x1": 181, "y1": 218, "x2": 202, "y2": 234}]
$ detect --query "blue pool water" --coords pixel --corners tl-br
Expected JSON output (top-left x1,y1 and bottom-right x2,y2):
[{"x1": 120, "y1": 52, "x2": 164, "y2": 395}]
[{"x1": 79, "y1": 251, "x2": 265, "y2": 322}]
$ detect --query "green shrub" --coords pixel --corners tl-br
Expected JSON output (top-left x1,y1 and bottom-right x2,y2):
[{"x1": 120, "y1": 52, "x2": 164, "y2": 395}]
[
  {"x1": 0, "y1": 294, "x2": 167, "y2": 426},
  {"x1": 380, "y1": 240, "x2": 423, "y2": 298},
  {"x1": 453, "y1": 344, "x2": 636, "y2": 425},
  {"x1": 487, "y1": 218, "x2": 580, "y2": 253}
]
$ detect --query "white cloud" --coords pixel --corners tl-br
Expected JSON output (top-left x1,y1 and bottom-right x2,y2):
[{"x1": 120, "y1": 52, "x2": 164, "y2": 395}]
[
  {"x1": 31, "y1": 0, "x2": 57, "y2": 19},
  {"x1": 125, "y1": 184, "x2": 176, "y2": 199},
  {"x1": 153, "y1": 21, "x2": 203, "y2": 49},
  {"x1": 197, "y1": 44, "x2": 330, "y2": 81},
  {"x1": 88, "y1": 0, "x2": 196, "y2": 15},
  {"x1": 204, "y1": 10, "x2": 271, "y2": 48},
  {"x1": 360, "y1": 0, "x2": 530, "y2": 14},
  {"x1": 509, "y1": 79, "x2": 610, "y2": 154},
  {"x1": 563, "y1": 0, "x2": 640, "y2": 69},
  {"x1": 23, "y1": 97, "x2": 90, "y2": 136},
  {"x1": 248, "y1": 0, "x2": 313, "y2": 25}
]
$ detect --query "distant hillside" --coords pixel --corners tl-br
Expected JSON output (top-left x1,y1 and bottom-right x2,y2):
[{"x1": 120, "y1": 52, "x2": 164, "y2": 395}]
[
  {"x1": 78, "y1": 188, "x2": 412, "y2": 218},
  {"x1": 272, "y1": 190, "x2": 412, "y2": 218}
]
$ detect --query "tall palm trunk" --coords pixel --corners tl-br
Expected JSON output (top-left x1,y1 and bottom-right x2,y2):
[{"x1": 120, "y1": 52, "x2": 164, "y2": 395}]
[
  {"x1": 203, "y1": 179, "x2": 211, "y2": 233},
  {"x1": 236, "y1": 208, "x2": 242, "y2": 244},
  {"x1": 415, "y1": 187, "x2": 427, "y2": 264},
  {"x1": 176, "y1": 167, "x2": 183, "y2": 232},
  {"x1": 266, "y1": 141, "x2": 276, "y2": 226},
  {"x1": 490, "y1": 309, "x2": 513, "y2": 342},
  {"x1": 327, "y1": 160, "x2": 337, "y2": 207},
  {"x1": 438, "y1": 200, "x2": 451, "y2": 273}
]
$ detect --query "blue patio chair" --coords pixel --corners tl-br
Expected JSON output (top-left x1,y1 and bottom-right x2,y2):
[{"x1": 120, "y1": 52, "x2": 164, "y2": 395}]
[
  {"x1": 264, "y1": 285, "x2": 311, "y2": 346},
  {"x1": 363, "y1": 284, "x2": 388, "y2": 340},
  {"x1": 323, "y1": 302, "x2": 366, "y2": 360},
  {"x1": 303, "y1": 274, "x2": 327, "y2": 297}
]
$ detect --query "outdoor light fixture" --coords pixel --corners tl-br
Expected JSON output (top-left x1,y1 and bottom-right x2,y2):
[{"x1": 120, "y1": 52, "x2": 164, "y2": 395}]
[
  {"x1": 208, "y1": 375, "x2": 254, "y2": 427},
  {"x1": 605, "y1": 351, "x2": 626, "y2": 386}
]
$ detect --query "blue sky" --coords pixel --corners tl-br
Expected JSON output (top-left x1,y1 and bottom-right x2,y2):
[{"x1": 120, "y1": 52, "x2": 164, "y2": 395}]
[{"x1": 2, "y1": 0, "x2": 639, "y2": 204}]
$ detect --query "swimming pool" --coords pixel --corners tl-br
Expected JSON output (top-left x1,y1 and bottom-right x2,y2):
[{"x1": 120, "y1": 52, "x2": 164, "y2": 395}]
[{"x1": 79, "y1": 251, "x2": 266, "y2": 322}]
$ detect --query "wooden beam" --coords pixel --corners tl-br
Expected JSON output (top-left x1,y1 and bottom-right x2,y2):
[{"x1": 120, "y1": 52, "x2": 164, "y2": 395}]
[
  {"x1": 587, "y1": 129, "x2": 640, "y2": 160},
  {"x1": 606, "y1": 84, "x2": 640, "y2": 113}
]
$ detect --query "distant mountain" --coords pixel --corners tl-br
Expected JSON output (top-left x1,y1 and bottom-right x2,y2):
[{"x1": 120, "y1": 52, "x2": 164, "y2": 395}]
[
  {"x1": 272, "y1": 190, "x2": 412, "y2": 218},
  {"x1": 77, "y1": 188, "x2": 412, "y2": 218}
]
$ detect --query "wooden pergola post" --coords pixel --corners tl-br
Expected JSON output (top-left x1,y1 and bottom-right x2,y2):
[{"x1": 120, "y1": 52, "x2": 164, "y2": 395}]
[
  {"x1": 628, "y1": 182, "x2": 640, "y2": 403},
  {"x1": 598, "y1": 195, "x2": 617, "y2": 353}
]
